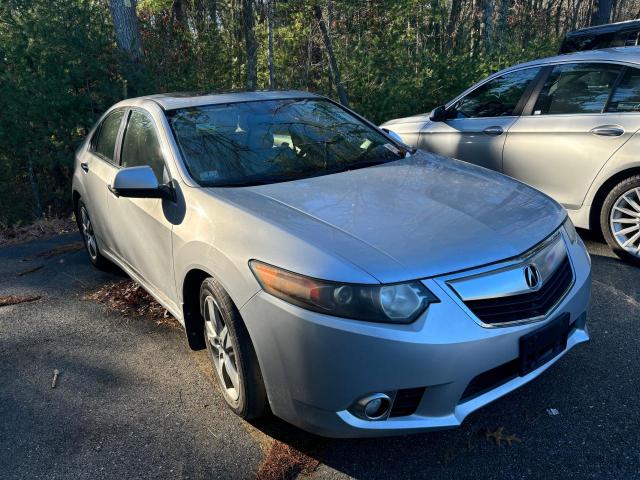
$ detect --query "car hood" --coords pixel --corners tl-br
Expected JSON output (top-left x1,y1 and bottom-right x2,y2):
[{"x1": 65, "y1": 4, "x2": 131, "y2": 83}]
[{"x1": 211, "y1": 151, "x2": 565, "y2": 282}]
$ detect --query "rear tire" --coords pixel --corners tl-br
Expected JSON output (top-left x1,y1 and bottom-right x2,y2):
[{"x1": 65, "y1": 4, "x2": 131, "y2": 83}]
[
  {"x1": 600, "y1": 175, "x2": 640, "y2": 266},
  {"x1": 76, "y1": 200, "x2": 111, "y2": 270},
  {"x1": 200, "y1": 277, "x2": 268, "y2": 419}
]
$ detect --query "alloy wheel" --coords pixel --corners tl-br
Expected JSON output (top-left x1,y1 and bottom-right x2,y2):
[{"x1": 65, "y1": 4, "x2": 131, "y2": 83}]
[
  {"x1": 610, "y1": 187, "x2": 640, "y2": 258},
  {"x1": 203, "y1": 295, "x2": 241, "y2": 404},
  {"x1": 80, "y1": 206, "x2": 98, "y2": 261}
]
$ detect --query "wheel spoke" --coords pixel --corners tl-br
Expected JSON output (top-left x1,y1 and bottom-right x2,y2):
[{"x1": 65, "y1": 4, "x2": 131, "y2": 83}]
[
  {"x1": 615, "y1": 224, "x2": 640, "y2": 236},
  {"x1": 223, "y1": 353, "x2": 240, "y2": 393},
  {"x1": 612, "y1": 218, "x2": 637, "y2": 224},
  {"x1": 614, "y1": 205, "x2": 640, "y2": 218},
  {"x1": 623, "y1": 192, "x2": 640, "y2": 213},
  {"x1": 622, "y1": 231, "x2": 640, "y2": 248}
]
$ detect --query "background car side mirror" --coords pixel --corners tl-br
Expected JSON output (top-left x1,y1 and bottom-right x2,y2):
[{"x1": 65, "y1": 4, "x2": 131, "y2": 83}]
[
  {"x1": 381, "y1": 127, "x2": 404, "y2": 144},
  {"x1": 109, "y1": 166, "x2": 175, "y2": 201},
  {"x1": 429, "y1": 105, "x2": 447, "y2": 122}
]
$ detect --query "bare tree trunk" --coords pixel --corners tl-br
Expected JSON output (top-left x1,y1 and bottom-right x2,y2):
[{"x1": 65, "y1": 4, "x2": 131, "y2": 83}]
[
  {"x1": 242, "y1": 0, "x2": 257, "y2": 89},
  {"x1": 172, "y1": 0, "x2": 187, "y2": 30},
  {"x1": 108, "y1": 0, "x2": 144, "y2": 62},
  {"x1": 267, "y1": 0, "x2": 276, "y2": 89},
  {"x1": 27, "y1": 158, "x2": 42, "y2": 219},
  {"x1": 496, "y1": 0, "x2": 510, "y2": 46},
  {"x1": 313, "y1": 3, "x2": 349, "y2": 107},
  {"x1": 482, "y1": 0, "x2": 494, "y2": 53},
  {"x1": 445, "y1": 0, "x2": 462, "y2": 50},
  {"x1": 591, "y1": 0, "x2": 613, "y2": 25}
]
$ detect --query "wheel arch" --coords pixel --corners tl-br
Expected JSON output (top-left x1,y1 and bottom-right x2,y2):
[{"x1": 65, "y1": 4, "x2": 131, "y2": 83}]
[
  {"x1": 182, "y1": 267, "x2": 211, "y2": 350},
  {"x1": 589, "y1": 166, "x2": 640, "y2": 234}
]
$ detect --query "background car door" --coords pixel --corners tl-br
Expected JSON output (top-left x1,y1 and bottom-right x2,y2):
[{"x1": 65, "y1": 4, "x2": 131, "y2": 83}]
[
  {"x1": 419, "y1": 67, "x2": 541, "y2": 171},
  {"x1": 108, "y1": 109, "x2": 176, "y2": 303},
  {"x1": 82, "y1": 109, "x2": 125, "y2": 253},
  {"x1": 503, "y1": 62, "x2": 640, "y2": 209}
]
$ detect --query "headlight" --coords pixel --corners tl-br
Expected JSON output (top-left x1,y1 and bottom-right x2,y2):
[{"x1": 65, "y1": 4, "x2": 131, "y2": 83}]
[
  {"x1": 563, "y1": 216, "x2": 578, "y2": 243},
  {"x1": 249, "y1": 260, "x2": 438, "y2": 323}
]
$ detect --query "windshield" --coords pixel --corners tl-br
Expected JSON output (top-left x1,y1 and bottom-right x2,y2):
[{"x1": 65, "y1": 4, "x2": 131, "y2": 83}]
[{"x1": 166, "y1": 98, "x2": 405, "y2": 187}]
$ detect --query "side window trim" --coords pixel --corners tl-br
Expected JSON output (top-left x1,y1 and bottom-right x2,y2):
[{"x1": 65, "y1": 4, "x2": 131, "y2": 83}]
[
  {"x1": 513, "y1": 67, "x2": 550, "y2": 116},
  {"x1": 522, "y1": 61, "x2": 624, "y2": 117},
  {"x1": 118, "y1": 107, "x2": 172, "y2": 184},
  {"x1": 446, "y1": 66, "x2": 543, "y2": 120},
  {"x1": 90, "y1": 108, "x2": 127, "y2": 166},
  {"x1": 521, "y1": 66, "x2": 553, "y2": 116},
  {"x1": 603, "y1": 66, "x2": 628, "y2": 113}
]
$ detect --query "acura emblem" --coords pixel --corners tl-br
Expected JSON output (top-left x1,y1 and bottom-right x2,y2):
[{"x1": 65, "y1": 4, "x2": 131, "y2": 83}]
[{"x1": 524, "y1": 265, "x2": 541, "y2": 289}]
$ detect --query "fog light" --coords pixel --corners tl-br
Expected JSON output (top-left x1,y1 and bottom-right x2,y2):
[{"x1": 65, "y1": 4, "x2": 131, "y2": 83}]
[{"x1": 352, "y1": 393, "x2": 392, "y2": 420}]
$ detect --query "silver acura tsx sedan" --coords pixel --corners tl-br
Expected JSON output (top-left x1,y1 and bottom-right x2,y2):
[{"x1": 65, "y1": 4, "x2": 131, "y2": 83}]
[
  {"x1": 382, "y1": 47, "x2": 640, "y2": 265},
  {"x1": 72, "y1": 91, "x2": 591, "y2": 437}
]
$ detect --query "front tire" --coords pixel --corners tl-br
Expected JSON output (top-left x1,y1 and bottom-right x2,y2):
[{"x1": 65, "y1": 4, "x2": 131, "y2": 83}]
[
  {"x1": 76, "y1": 200, "x2": 111, "y2": 270},
  {"x1": 601, "y1": 175, "x2": 640, "y2": 266},
  {"x1": 200, "y1": 277, "x2": 268, "y2": 419}
]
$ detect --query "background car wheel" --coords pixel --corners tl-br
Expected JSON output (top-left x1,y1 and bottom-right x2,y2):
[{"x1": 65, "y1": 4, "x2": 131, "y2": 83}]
[
  {"x1": 601, "y1": 175, "x2": 640, "y2": 266},
  {"x1": 200, "y1": 277, "x2": 268, "y2": 419},
  {"x1": 76, "y1": 200, "x2": 111, "y2": 270}
]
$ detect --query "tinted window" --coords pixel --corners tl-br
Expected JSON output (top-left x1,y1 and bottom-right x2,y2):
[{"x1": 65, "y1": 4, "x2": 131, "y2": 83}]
[
  {"x1": 167, "y1": 99, "x2": 405, "y2": 187},
  {"x1": 121, "y1": 111, "x2": 166, "y2": 182},
  {"x1": 606, "y1": 68, "x2": 640, "y2": 113},
  {"x1": 451, "y1": 68, "x2": 541, "y2": 119},
  {"x1": 533, "y1": 63, "x2": 621, "y2": 115},
  {"x1": 94, "y1": 110, "x2": 124, "y2": 162}
]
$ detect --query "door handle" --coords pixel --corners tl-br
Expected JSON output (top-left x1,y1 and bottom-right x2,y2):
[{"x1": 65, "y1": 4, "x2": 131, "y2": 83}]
[
  {"x1": 483, "y1": 126, "x2": 504, "y2": 136},
  {"x1": 591, "y1": 125, "x2": 624, "y2": 137},
  {"x1": 80, "y1": 162, "x2": 89, "y2": 173}
]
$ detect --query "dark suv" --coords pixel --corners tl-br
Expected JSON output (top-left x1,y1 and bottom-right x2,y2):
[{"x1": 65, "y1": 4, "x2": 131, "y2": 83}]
[{"x1": 560, "y1": 20, "x2": 640, "y2": 53}]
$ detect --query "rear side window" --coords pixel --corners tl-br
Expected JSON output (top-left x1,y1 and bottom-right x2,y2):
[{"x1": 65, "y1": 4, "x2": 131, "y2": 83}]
[
  {"x1": 533, "y1": 63, "x2": 621, "y2": 115},
  {"x1": 120, "y1": 110, "x2": 166, "y2": 182},
  {"x1": 93, "y1": 110, "x2": 125, "y2": 163},
  {"x1": 606, "y1": 68, "x2": 640, "y2": 113},
  {"x1": 451, "y1": 67, "x2": 541, "y2": 119}
]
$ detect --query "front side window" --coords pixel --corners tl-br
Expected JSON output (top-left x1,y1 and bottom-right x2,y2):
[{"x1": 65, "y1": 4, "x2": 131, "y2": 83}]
[
  {"x1": 120, "y1": 111, "x2": 166, "y2": 182},
  {"x1": 606, "y1": 67, "x2": 640, "y2": 113},
  {"x1": 450, "y1": 67, "x2": 541, "y2": 119},
  {"x1": 533, "y1": 63, "x2": 621, "y2": 115},
  {"x1": 93, "y1": 110, "x2": 125, "y2": 163},
  {"x1": 167, "y1": 99, "x2": 405, "y2": 187}
]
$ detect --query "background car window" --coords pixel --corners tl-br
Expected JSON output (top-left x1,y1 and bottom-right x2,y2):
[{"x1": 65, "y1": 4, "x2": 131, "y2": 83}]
[
  {"x1": 451, "y1": 67, "x2": 541, "y2": 119},
  {"x1": 533, "y1": 63, "x2": 621, "y2": 115},
  {"x1": 606, "y1": 68, "x2": 640, "y2": 112},
  {"x1": 120, "y1": 111, "x2": 166, "y2": 182},
  {"x1": 93, "y1": 110, "x2": 124, "y2": 163}
]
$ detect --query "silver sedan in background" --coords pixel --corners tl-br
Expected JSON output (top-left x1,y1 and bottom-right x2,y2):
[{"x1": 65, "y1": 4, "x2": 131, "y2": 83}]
[
  {"x1": 73, "y1": 91, "x2": 591, "y2": 437},
  {"x1": 383, "y1": 47, "x2": 640, "y2": 265}
]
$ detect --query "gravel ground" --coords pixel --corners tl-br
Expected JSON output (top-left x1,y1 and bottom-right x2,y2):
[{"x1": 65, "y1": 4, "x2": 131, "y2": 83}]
[{"x1": 0, "y1": 231, "x2": 638, "y2": 480}]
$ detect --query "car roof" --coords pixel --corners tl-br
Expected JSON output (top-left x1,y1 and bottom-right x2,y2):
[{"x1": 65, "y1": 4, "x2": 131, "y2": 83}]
[
  {"x1": 117, "y1": 89, "x2": 322, "y2": 111},
  {"x1": 503, "y1": 46, "x2": 640, "y2": 72}
]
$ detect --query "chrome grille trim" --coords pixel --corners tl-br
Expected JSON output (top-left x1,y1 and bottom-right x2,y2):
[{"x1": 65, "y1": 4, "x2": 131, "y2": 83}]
[{"x1": 434, "y1": 230, "x2": 576, "y2": 327}]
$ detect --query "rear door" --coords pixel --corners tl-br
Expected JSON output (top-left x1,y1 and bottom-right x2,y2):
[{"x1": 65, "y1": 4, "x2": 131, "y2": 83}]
[
  {"x1": 419, "y1": 67, "x2": 541, "y2": 171},
  {"x1": 82, "y1": 109, "x2": 126, "y2": 252},
  {"x1": 503, "y1": 62, "x2": 640, "y2": 209},
  {"x1": 107, "y1": 108, "x2": 176, "y2": 304}
]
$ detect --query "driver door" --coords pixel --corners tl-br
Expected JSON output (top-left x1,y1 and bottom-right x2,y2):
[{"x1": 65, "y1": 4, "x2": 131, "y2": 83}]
[
  {"x1": 107, "y1": 108, "x2": 177, "y2": 306},
  {"x1": 419, "y1": 67, "x2": 542, "y2": 171}
]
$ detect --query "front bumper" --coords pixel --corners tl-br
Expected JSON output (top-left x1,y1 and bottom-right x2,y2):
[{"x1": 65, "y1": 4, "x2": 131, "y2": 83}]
[{"x1": 239, "y1": 232, "x2": 591, "y2": 438}]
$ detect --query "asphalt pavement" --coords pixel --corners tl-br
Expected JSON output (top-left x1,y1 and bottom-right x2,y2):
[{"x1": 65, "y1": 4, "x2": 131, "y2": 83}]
[{"x1": 0, "y1": 231, "x2": 638, "y2": 479}]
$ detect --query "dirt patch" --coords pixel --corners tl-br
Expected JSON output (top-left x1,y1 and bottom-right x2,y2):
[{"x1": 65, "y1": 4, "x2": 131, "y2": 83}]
[
  {"x1": 0, "y1": 295, "x2": 42, "y2": 307},
  {"x1": 0, "y1": 216, "x2": 76, "y2": 247},
  {"x1": 255, "y1": 440, "x2": 319, "y2": 480},
  {"x1": 36, "y1": 242, "x2": 84, "y2": 259},
  {"x1": 84, "y1": 279, "x2": 177, "y2": 328}
]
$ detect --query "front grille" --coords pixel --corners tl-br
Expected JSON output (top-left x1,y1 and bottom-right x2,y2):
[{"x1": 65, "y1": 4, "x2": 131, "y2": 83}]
[
  {"x1": 464, "y1": 256, "x2": 573, "y2": 325},
  {"x1": 389, "y1": 387, "x2": 426, "y2": 417},
  {"x1": 460, "y1": 359, "x2": 519, "y2": 401}
]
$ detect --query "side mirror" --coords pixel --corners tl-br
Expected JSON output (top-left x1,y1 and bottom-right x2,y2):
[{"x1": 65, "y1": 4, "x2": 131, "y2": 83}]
[
  {"x1": 109, "y1": 166, "x2": 174, "y2": 201},
  {"x1": 429, "y1": 105, "x2": 447, "y2": 122},
  {"x1": 381, "y1": 128, "x2": 404, "y2": 144}
]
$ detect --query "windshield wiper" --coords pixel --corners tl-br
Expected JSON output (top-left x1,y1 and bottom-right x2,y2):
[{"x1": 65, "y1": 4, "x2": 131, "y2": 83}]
[{"x1": 328, "y1": 159, "x2": 392, "y2": 175}]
